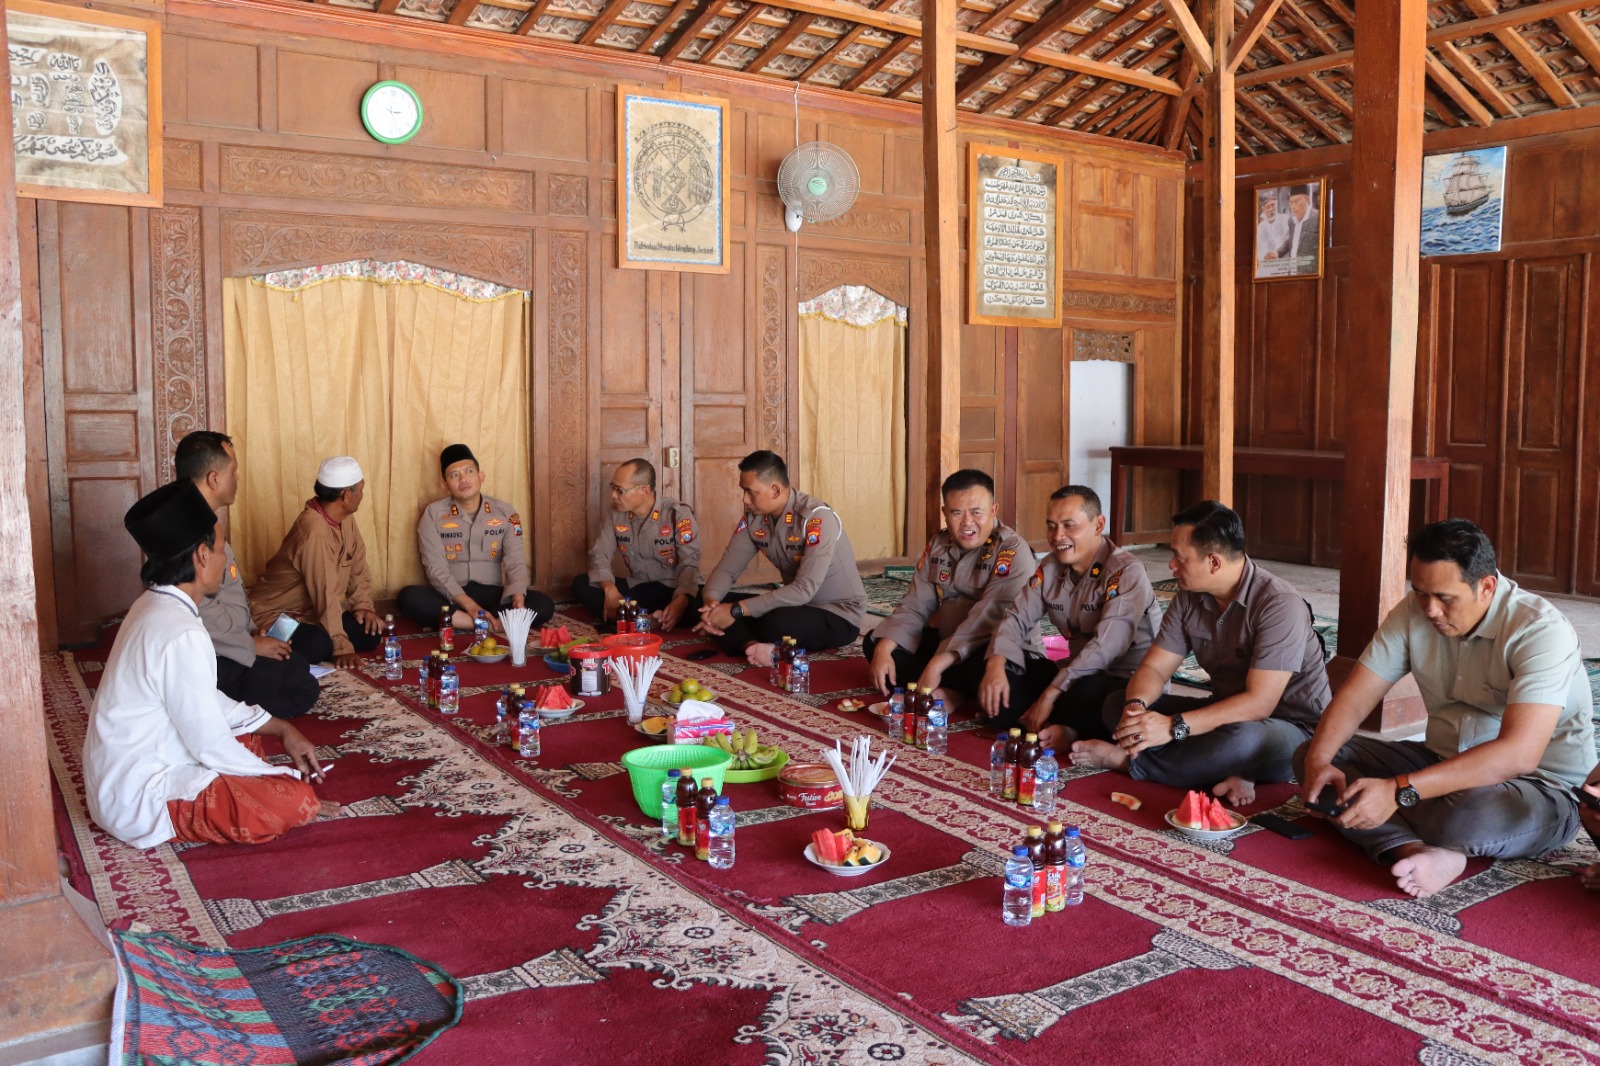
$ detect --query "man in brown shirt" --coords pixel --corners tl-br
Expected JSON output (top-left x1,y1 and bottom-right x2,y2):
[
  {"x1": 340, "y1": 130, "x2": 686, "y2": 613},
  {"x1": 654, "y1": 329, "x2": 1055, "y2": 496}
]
[
  {"x1": 1071, "y1": 500, "x2": 1331, "y2": 805},
  {"x1": 697, "y1": 450, "x2": 868, "y2": 666},
  {"x1": 865, "y1": 469, "x2": 1038, "y2": 705},
  {"x1": 177, "y1": 431, "x2": 318, "y2": 719},
  {"x1": 573, "y1": 458, "x2": 702, "y2": 631},
  {"x1": 981, "y1": 485, "x2": 1161, "y2": 747},
  {"x1": 250, "y1": 456, "x2": 382, "y2": 669}
]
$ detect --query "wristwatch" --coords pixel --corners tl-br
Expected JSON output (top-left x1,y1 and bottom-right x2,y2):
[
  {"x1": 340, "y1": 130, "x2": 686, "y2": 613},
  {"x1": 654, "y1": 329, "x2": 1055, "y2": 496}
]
[
  {"x1": 1169, "y1": 713, "x2": 1190, "y2": 742},
  {"x1": 729, "y1": 602, "x2": 745, "y2": 621},
  {"x1": 1395, "y1": 774, "x2": 1421, "y2": 808}
]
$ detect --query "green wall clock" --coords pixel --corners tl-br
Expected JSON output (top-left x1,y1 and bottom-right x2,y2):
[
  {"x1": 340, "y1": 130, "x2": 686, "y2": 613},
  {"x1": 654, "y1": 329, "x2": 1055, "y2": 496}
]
[{"x1": 360, "y1": 80, "x2": 424, "y2": 144}]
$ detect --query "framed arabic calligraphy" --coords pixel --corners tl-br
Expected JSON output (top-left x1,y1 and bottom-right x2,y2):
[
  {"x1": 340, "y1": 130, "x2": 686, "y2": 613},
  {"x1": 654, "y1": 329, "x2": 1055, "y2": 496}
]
[
  {"x1": 6, "y1": 0, "x2": 162, "y2": 207},
  {"x1": 617, "y1": 89, "x2": 730, "y2": 274},
  {"x1": 967, "y1": 143, "x2": 1064, "y2": 328}
]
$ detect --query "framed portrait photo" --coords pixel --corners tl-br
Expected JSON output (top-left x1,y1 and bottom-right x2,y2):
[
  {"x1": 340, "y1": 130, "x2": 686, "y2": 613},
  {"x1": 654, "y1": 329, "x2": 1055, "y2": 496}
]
[
  {"x1": 1251, "y1": 178, "x2": 1325, "y2": 282},
  {"x1": 617, "y1": 89, "x2": 730, "y2": 274},
  {"x1": 6, "y1": 0, "x2": 163, "y2": 207}
]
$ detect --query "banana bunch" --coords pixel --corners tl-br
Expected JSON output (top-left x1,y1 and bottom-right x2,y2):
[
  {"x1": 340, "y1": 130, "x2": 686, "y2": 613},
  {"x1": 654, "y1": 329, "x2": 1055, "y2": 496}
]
[{"x1": 707, "y1": 729, "x2": 778, "y2": 770}]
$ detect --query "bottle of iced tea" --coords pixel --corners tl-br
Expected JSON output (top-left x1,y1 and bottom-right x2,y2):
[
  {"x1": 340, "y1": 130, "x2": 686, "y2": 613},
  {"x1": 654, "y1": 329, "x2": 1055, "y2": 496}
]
[
  {"x1": 1002, "y1": 728, "x2": 1023, "y2": 800},
  {"x1": 676, "y1": 768, "x2": 698, "y2": 846},
  {"x1": 1044, "y1": 821, "x2": 1068, "y2": 912},
  {"x1": 1024, "y1": 825, "x2": 1048, "y2": 919},
  {"x1": 694, "y1": 777, "x2": 719, "y2": 860},
  {"x1": 1018, "y1": 732, "x2": 1041, "y2": 806}
]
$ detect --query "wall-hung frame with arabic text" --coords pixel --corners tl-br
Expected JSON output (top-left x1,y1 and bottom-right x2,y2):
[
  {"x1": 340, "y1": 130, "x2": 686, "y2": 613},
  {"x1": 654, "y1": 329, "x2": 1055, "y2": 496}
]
[
  {"x1": 617, "y1": 89, "x2": 729, "y2": 274},
  {"x1": 967, "y1": 143, "x2": 1064, "y2": 328}
]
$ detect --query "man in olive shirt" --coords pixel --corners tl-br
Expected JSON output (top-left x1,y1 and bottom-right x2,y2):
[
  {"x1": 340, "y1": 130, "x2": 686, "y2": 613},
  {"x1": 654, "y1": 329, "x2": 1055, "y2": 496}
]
[
  {"x1": 1071, "y1": 500, "x2": 1331, "y2": 805},
  {"x1": 1299, "y1": 520, "x2": 1592, "y2": 899},
  {"x1": 572, "y1": 458, "x2": 702, "y2": 631},
  {"x1": 981, "y1": 485, "x2": 1161, "y2": 746},
  {"x1": 697, "y1": 450, "x2": 868, "y2": 667},
  {"x1": 250, "y1": 456, "x2": 382, "y2": 669},
  {"x1": 397, "y1": 443, "x2": 555, "y2": 632},
  {"x1": 176, "y1": 431, "x2": 318, "y2": 719},
  {"x1": 865, "y1": 469, "x2": 1037, "y2": 704}
]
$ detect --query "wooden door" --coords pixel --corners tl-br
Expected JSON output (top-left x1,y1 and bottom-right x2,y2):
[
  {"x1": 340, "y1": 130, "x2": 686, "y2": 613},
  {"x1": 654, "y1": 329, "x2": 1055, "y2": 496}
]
[
  {"x1": 1429, "y1": 260, "x2": 1506, "y2": 547},
  {"x1": 38, "y1": 201, "x2": 157, "y2": 643},
  {"x1": 1500, "y1": 257, "x2": 1583, "y2": 592}
]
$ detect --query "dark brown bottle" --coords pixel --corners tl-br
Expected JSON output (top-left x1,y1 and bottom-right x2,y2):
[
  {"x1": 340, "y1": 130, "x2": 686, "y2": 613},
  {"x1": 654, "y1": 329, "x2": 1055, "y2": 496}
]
[
  {"x1": 1018, "y1": 732, "x2": 1041, "y2": 806},
  {"x1": 1044, "y1": 820, "x2": 1067, "y2": 912},
  {"x1": 675, "y1": 769, "x2": 698, "y2": 846},
  {"x1": 1024, "y1": 826, "x2": 1047, "y2": 919},
  {"x1": 1002, "y1": 727, "x2": 1023, "y2": 800},
  {"x1": 694, "y1": 778, "x2": 719, "y2": 860}
]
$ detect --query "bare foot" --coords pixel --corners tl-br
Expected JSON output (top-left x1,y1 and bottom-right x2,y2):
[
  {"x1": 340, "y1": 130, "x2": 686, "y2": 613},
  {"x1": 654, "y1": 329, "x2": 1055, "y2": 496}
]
[
  {"x1": 746, "y1": 642, "x2": 776, "y2": 669},
  {"x1": 1389, "y1": 844, "x2": 1468, "y2": 899},
  {"x1": 1037, "y1": 724, "x2": 1078, "y2": 753},
  {"x1": 1213, "y1": 776, "x2": 1256, "y2": 806},
  {"x1": 1069, "y1": 739, "x2": 1129, "y2": 772}
]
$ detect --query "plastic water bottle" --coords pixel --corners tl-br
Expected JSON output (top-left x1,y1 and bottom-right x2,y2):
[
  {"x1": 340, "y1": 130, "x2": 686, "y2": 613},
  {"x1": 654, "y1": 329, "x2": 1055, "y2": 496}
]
[
  {"x1": 791, "y1": 648, "x2": 810, "y2": 695},
  {"x1": 518, "y1": 700, "x2": 541, "y2": 758},
  {"x1": 1003, "y1": 846, "x2": 1033, "y2": 926},
  {"x1": 926, "y1": 698, "x2": 948, "y2": 755},
  {"x1": 474, "y1": 610, "x2": 490, "y2": 645},
  {"x1": 989, "y1": 735, "x2": 1007, "y2": 796},
  {"x1": 1064, "y1": 826, "x2": 1086, "y2": 906},
  {"x1": 660, "y1": 770, "x2": 681, "y2": 838},
  {"x1": 634, "y1": 607, "x2": 653, "y2": 635},
  {"x1": 1034, "y1": 748, "x2": 1060, "y2": 814},
  {"x1": 438, "y1": 662, "x2": 459, "y2": 715},
  {"x1": 382, "y1": 615, "x2": 402, "y2": 680},
  {"x1": 417, "y1": 652, "x2": 430, "y2": 703},
  {"x1": 494, "y1": 687, "x2": 512, "y2": 745},
  {"x1": 708, "y1": 796, "x2": 736, "y2": 869}
]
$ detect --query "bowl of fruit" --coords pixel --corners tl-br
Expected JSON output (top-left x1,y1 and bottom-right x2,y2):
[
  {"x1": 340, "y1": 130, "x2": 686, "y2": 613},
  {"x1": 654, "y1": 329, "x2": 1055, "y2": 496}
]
[
  {"x1": 660, "y1": 676, "x2": 716, "y2": 709},
  {"x1": 804, "y1": 828, "x2": 888, "y2": 877},
  {"x1": 703, "y1": 728, "x2": 787, "y2": 783},
  {"x1": 542, "y1": 637, "x2": 585, "y2": 675},
  {"x1": 1165, "y1": 790, "x2": 1248, "y2": 840},
  {"x1": 466, "y1": 636, "x2": 509, "y2": 663},
  {"x1": 635, "y1": 714, "x2": 674, "y2": 742}
]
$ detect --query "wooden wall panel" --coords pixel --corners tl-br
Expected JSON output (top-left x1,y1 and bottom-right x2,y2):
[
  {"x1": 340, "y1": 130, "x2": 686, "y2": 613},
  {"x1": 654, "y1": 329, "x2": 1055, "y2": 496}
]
[
  {"x1": 1016, "y1": 326, "x2": 1068, "y2": 540},
  {"x1": 959, "y1": 323, "x2": 1002, "y2": 481},
  {"x1": 1432, "y1": 260, "x2": 1505, "y2": 542},
  {"x1": 274, "y1": 52, "x2": 378, "y2": 140}
]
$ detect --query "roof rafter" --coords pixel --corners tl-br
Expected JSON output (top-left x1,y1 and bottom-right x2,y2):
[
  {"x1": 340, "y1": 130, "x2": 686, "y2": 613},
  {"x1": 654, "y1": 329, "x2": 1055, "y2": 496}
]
[{"x1": 1226, "y1": 0, "x2": 1285, "y2": 73}]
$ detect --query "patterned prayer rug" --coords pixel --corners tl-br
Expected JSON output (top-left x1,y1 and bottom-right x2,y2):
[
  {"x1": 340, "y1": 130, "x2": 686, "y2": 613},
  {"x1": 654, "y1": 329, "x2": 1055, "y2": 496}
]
[
  {"x1": 47, "y1": 613, "x2": 1600, "y2": 1065},
  {"x1": 109, "y1": 929, "x2": 460, "y2": 1065}
]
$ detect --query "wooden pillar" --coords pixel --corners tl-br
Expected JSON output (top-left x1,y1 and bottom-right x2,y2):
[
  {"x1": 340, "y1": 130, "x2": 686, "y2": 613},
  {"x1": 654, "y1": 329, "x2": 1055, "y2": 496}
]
[
  {"x1": 1335, "y1": 0, "x2": 1428, "y2": 734},
  {"x1": 1198, "y1": 0, "x2": 1235, "y2": 504},
  {"x1": 0, "y1": 2, "x2": 116, "y2": 1055},
  {"x1": 921, "y1": 0, "x2": 960, "y2": 535}
]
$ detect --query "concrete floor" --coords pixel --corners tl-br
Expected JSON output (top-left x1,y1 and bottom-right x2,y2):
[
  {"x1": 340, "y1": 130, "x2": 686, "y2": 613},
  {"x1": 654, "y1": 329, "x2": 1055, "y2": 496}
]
[{"x1": 1128, "y1": 546, "x2": 1600, "y2": 658}]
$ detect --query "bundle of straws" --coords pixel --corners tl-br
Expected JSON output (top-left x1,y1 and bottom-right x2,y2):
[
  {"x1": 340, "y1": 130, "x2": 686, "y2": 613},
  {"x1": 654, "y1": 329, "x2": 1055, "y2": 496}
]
[
  {"x1": 608, "y1": 655, "x2": 661, "y2": 724},
  {"x1": 500, "y1": 608, "x2": 535, "y2": 667},
  {"x1": 822, "y1": 736, "x2": 894, "y2": 829}
]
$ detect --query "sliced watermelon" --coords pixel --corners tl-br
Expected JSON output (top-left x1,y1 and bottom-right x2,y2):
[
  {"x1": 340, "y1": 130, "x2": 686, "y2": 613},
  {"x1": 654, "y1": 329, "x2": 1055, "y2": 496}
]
[
  {"x1": 1205, "y1": 797, "x2": 1234, "y2": 831},
  {"x1": 812, "y1": 829, "x2": 838, "y2": 864},
  {"x1": 1175, "y1": 790, "x2": 1205, "y2": 828}
]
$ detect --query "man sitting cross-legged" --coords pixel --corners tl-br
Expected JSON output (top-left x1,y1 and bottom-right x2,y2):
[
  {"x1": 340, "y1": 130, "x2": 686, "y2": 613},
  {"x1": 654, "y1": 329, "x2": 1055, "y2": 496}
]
[
  {"x1": 1070, "y1": 500, "x2": 1331, "y2": 806},
  {"x1": 1297, "y1": 519, "x2": 1592, "y2": 900}
]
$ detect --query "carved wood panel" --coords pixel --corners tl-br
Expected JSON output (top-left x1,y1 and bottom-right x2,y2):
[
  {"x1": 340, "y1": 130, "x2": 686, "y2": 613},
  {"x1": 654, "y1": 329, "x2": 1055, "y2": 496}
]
[
  {"x1": 219, "y1": 145, "x2": 534, "y2": 213},
  {"x1": 543, "y1": 230, "x2": 589, "y2": 585},
  {"x1": 757, "y1": 244, "x2": 787, "y2": 454},
  {"x1": 150, "y1": 207, "x2": 207, "y2": 485},
  {"x1": 797, "y1": 251, "x2": 910, "y2": 308},
  {"x1": 222, "y1": 210, "x2": 534, "y2": 289}
]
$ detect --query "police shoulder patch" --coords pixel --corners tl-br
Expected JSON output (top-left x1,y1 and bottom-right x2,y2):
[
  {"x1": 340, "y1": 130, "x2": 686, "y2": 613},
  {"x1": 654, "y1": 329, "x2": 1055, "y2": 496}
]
[
  {"x1": 994, "y1": 548, "x2": 1016, "y2": 576},
  {"x1": 677, "y1": 518, "x2": 695, "y2": 544},
  {"x1": 1029, "y1": 570, "x2": 1043, "y2": 589},
  {"x1": 736, "y1": 516, "x2": 748, "y2": 533},
  {"x1": 805, "y1": 514, "x2": 823, "y2": 546}
]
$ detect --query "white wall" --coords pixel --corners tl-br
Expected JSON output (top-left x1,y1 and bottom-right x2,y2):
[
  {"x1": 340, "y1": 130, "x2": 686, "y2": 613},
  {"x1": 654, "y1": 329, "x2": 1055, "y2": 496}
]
[{"x1": 1068, "y1": 360, "x2": 1133, "y2": 508}]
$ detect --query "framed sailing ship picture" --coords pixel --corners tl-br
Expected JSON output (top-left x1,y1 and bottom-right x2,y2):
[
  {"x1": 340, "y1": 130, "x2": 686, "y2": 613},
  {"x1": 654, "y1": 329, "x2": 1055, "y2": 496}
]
[
  {"x1": 1421, "y1": 147, "x2": 1506, "y2": 257},
  {"x1": 1252, "y1": 178, "x2": 1325, "y2": 281}
]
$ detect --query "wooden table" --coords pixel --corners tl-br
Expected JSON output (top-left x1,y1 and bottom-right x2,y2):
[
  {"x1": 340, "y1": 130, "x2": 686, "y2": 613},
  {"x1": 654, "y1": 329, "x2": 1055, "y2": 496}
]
[{"x1": 1108, "y1": 445, "x2": 1450, "y2": 544}]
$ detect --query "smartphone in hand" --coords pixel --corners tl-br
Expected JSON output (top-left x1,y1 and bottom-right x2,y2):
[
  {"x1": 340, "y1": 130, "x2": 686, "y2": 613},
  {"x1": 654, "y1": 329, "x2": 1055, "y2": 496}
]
[
  {"x1": 1305, "y1": 784, "x2": 1349, "y2": 818},
  {"x1": 1572, "y1": 784, "x2": 1600, "y2": 813}
]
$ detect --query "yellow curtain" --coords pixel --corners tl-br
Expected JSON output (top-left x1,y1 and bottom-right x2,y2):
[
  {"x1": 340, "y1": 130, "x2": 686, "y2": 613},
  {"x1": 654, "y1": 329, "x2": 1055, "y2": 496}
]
[
  {"x1": 223, "y1": 275, "x2": 528, "y2": 597},
  {"x1": 798, "y1": 313, "x2": 907, "y2": 560}
]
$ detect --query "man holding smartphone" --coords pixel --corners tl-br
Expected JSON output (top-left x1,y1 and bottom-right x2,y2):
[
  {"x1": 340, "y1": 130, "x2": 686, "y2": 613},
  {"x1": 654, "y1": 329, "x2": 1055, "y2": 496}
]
[{"x1": 1297, "y1": 520, "x2": 1593, "y2": 900}]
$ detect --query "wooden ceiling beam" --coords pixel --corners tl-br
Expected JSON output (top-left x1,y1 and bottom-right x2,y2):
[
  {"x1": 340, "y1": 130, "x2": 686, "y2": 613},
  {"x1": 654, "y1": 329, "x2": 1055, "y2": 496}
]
[
  {"x1": 1434, "y1": 39, "x2": 1519, "y2": 118},
  {"x1": 580, "y1": 0, "x2": 632, "y2": 45},
  {"x1": 1235, "y1": 84, "x2": 1307, "y2": 148},
  {"x1": 794, "y1": 20, "x2": 871, "y2": 80},
  {"x1": 1234, "y1": 107, "x2": 1276, "y2": 152},
  {"x1": 641, "y1": 0, "x2": 706, "y2": 56},
  {"x1": 1083, "y1": 85, "x2": 1150, "y2": 132},
  {"x1": 890, "y1": 69, "x2": 923, "y2": 98},
  {"x1": 1320, "y1": 0, "x2": 1352, "y2": 28},
  {"x1": 841, "y1": 32, "x2": 914, "y2": 90},
  {"x1": 1555, "y1": 11, "x2": 1600, "y2": 76},
  {"x1": 1259, "y1": 82, "x2": 1343, "y2": 143},
  {"x1": 699, "y1": 2, "x2": 770, "y2": 64},
  {"x1": 1102, "y1": 88, "x2": 1166, "y2": 138},
  {"x1": 1226, "y1": 0, "x2": 1284, "y2": 73},
  {"x1": 515, "y1": 0, "x2": 560, "y2": 35},
  {"x1": 972, "y1": 0, "x2": 1049, "y2": 37},
  {"x1": 1161, "y1": 51, "x2": 1198, "y2": 147},
  {"x1": 377, "y1": 0, "x2": 404, "y2": 14},
  {"x1": 746, "y1": 0, "x2": 1016, "y2": 55},
  {"x1": 1278, "y1": 0, "x2": 1337, "y2": 56},
  {"x1": 1423, "y1": 49, "x2": 1495, "y2": 127},
  {"x1": 447, "y1": 0, "x2": 484, "y2": 26},
  {"x1": 955, "y1": 0, "x2": 1101, "y2": 99},
  {"x1": 979, "y1": 65, "x2": 1065, "y2": 114},
  {"x1": 1161, "y1": 0, "x2": 1214, "y2": 74},
  {"x1": 1423, "y1": 88, "x2": 1463, "y2": 128},
  {"x1": 1459, "y1": 0, "x2": 1579, "y2": 110},
  {"x1": 746, "y1": 11, "x2": 816, "y2": 72},
  {"x1": 1030, "y1": 45, "x2": 1181, "y2": 93},
  {"x1": 1235, "y1": 48, "x2": 1346, "y2": 86},
  {"x1": 1297, "y1": 71, "x2": 1351, "y2": 117},
  {"x1": 1044, "y1": 12, "x2": 1170, "y2": 124}
]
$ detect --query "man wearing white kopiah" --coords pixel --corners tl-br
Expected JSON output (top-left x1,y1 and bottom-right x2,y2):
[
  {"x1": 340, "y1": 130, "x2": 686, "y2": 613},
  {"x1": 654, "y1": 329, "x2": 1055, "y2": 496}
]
[{"x1": 85, "y1": 480, "x2": 325, "y2": 849}]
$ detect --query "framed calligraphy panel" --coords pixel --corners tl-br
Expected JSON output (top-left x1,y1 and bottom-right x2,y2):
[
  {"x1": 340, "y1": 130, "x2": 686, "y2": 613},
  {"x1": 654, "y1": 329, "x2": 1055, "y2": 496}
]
[
  {"x1": 967, "y1": 143, "x2": 1063, "y2": 328},
  {"x1": 6, "y1": 0, "x2": 162, "y2": 207},
  {"x1": 617, "y1": 90, "x2": 729, "y2": 274}
]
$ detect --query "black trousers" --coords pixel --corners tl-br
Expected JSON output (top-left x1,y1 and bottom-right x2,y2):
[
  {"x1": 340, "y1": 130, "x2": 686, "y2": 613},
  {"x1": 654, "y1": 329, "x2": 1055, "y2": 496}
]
[
  {"x1": 395, "y1": 581, "x2": 555, "y2": 629},
  {"x1": 711, "y1": 592, "x2": 859, "y2": 657},
  {"x1": 570, "y1": 575, "x2": 700, "y2": 629},
  {"x1": 216, "y1": 653, "x2": 320, "y2": 719},
  {"x1": 860, "y1": 627, "x2": 989, "y2": 701},
  {"x1": 985, "y1": 659, "x2": 1122, "y2": 740},
  {"x1": 289, "y1": 611, "x2": 382, "y2": 664}
]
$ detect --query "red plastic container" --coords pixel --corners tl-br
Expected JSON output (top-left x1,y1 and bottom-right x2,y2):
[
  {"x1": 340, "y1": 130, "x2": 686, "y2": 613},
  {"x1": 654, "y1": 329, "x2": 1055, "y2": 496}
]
[{"x1": 600, "y1": 632, "x2": 664, "y2": 662}]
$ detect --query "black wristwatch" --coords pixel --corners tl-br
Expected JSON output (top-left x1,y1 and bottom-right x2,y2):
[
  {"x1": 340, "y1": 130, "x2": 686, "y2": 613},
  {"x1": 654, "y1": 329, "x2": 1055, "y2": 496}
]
[
  {"x1": 729, "y1": 602, "x2": 745, "y2": 621},
  {"x1": 1395, "y1": 774, "x2": 1421, "y2": 808},
  {"x1": 1170, "y1": 713, "x2": 1190, "y2": 742}
]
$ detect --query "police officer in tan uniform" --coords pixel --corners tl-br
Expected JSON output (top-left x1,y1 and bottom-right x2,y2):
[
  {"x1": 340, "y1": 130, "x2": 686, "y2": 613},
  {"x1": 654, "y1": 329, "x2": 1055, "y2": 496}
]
[
  {"x1": 697, "y1": 450, "x2": 868, "y2": 667},
  {"x1": 396, "y1": 443, "x2": 555, "y2": 631},
  {"x1": 982, "y1": 485, "x2": 1161, "y2": 747},
  {"x1": 573, "y1": 458, "x2": 703, "y2": 631},
  {"x1": 865, "y1": 469, "x2": 1039, "y2": 705}
]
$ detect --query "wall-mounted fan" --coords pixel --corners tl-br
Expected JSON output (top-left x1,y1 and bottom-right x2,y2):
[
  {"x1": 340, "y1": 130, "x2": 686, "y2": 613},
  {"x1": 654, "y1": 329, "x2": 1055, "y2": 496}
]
[{"x1": 777, "y1": 141, "x2": 860, "y2": 231}]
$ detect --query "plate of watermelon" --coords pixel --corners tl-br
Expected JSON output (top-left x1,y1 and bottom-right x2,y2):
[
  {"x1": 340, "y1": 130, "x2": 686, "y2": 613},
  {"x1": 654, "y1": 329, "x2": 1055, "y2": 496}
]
[
  {"x1": 1166, "y1": 790, "x2": 1247, "y2": 839},
  {"x1": 805, "y1": 828, "x2": 888, "y2": 876}
]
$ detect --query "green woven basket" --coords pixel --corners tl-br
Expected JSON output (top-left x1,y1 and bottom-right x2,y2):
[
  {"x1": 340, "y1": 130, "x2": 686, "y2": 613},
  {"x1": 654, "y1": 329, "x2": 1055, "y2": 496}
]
[{"x1": 620, "y1": 744, "x2": 733, "y2": 819}]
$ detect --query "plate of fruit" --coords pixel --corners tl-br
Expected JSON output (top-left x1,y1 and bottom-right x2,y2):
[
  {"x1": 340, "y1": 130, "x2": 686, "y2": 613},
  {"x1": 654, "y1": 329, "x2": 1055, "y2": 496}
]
[
  {"x1": 704, "y1": 729, "x2": 787, "y2": 782},
  {"x1": 660, "y1": 677, "x2": 717, "y2": 707},
  {"x1": 635, "y1": 714, "x2": 674, "y2": 742},
  {"x1": 531, "y1": 683, "x2": 583, "y2": 719},
  {"x1": 1165, "y1": 790, "x2": 1248, "y2": 840},
  {"x1": 466, "y1": 636, "x2": 509, "y2": 663},
  {"x1": 804, "y1": 828, "x2": 888, "y2": 876},
  {"x1": 836, "y1": 698, "x2": 874, "y2": 714}
]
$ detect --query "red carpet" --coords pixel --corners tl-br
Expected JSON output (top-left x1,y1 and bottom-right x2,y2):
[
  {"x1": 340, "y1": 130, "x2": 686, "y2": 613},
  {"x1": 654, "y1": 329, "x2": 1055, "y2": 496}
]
[{"x1": 44, "y1": 615, "x2": 1600, "y2": 1065}]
